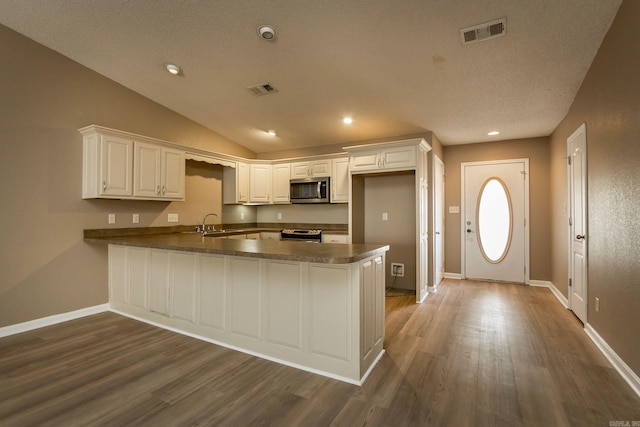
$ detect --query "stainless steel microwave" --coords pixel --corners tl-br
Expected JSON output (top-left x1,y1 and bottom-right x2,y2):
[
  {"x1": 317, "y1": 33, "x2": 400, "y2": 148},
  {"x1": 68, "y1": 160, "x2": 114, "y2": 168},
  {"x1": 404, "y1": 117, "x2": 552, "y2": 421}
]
[{"x1": 290, "y1": 177, "x2": 330, "y2": 203}]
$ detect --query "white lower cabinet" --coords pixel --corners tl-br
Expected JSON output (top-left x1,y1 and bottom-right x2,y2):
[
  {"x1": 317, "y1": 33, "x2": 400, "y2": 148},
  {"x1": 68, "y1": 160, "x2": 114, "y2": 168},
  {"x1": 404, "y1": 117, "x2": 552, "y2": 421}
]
[
  {"x1": 322, "y1": 234, "x2": 348, "y2": 244},
  {"x1": 108, "y1": 244, "x2": 385, "y2": 384}
]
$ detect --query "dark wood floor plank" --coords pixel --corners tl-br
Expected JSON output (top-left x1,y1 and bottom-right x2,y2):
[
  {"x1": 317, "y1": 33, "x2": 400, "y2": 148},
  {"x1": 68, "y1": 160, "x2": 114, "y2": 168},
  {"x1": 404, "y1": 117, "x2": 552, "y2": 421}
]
[{"x1": 1, "y1": 279, "x2": 639, "y2": 426}]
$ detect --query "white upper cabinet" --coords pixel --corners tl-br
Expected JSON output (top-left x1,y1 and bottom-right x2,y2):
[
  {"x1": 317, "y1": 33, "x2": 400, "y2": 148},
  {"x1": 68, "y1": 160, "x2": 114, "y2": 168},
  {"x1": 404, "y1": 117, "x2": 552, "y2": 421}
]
[
  {"x1": 223, "y1": 162, "x2": 249, "y2": 204},
  {"x1": 291, "y1": 159, "x2": 331, "y2": 178},
  {"x1": 81, "y1": 126, "x2": 184, "y2": 200},
  {"x1": 249, "y1": 163, "x2": 271, "y2": 203},
  {"x1": 134, "y1": 141, "x2": 185, "y2": 200},
  {"x1": 348, "y1": 144, "x2": 417, "y2": 174},
  {"x1": 272, "y1": 163, "x2": 291, "y2": 203},
  {"x1": 331, "y1": 157, "x2": 349, "y2": 203},
  {"x1": 161, "y1": 147, "x2": 186, "y2": 199},
  {"x1": 82, "y1": 128, "x2": 133, "y2": 199}
]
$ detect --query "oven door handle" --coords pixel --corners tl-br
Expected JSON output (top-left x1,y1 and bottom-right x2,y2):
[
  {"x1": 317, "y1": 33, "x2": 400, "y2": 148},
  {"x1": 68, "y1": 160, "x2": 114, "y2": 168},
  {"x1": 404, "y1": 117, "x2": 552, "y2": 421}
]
[{"x1": 317, "y1": 182, "x2": 322, "y2": 198}]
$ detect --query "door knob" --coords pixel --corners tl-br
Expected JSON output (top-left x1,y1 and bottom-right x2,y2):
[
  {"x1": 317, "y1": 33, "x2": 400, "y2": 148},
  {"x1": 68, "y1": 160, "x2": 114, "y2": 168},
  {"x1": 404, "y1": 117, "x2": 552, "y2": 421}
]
[
  {"x1": 576, "y1": 234, "x2": 585, "y2": 240},
  {"x1": 466, "y1": 229, "x2": 473, "y2": 233}
]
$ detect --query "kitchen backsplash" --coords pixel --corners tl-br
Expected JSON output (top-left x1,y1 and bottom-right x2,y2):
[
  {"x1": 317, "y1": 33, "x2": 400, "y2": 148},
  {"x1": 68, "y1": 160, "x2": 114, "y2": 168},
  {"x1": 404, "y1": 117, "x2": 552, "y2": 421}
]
[{"x1": 257, "y1": 204, "x2": 348, "y2": 225}]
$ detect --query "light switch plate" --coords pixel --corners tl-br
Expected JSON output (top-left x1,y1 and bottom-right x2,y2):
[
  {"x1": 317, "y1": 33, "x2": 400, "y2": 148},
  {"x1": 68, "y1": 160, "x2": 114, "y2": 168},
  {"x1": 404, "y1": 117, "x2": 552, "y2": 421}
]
[
  {"x1": 108, "y1": 213, "x2": 116, "y2": 224},
  {"x1": 449, "y1": 206, "x2": 460, "y2": 214},
  {"x1": 168, "y1": 213, "x2": 179, "y2": 223},
  {"x1": 132, "y1": 213, "x2": 139, "y2": 224},
  {"x1": 382, "y1": 212, "x2": 388, "y2": 221}
]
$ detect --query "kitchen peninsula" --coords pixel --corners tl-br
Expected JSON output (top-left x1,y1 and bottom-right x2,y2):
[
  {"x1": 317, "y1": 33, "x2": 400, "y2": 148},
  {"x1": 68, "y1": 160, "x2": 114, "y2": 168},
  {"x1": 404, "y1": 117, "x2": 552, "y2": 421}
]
[{"x1": 85, "y1": 230, "x2": 388, "y2": 385}]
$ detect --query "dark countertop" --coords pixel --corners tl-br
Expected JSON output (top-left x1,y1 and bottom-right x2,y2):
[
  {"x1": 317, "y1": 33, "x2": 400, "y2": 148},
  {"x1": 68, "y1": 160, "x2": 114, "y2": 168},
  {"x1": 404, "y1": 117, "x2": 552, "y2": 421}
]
[{"x1": 85, "y1": 232, "x2": 388, "y2": 264}]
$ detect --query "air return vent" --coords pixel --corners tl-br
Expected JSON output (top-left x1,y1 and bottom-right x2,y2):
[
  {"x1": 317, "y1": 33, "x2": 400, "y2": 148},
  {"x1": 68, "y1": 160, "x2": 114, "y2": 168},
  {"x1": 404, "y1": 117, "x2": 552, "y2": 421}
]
[
  {"x1": 460, "y1": 18, "x2": 506, "y2": 45},
  {"x1": 246, "y1": 82, "x2": 278, "y2": 96}
]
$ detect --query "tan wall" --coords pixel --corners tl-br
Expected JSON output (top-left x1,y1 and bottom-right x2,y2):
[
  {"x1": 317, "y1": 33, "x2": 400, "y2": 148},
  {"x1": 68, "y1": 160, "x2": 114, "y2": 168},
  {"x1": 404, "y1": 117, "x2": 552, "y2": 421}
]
[
  {"x1": 0, "y1": 25, "x2": 255, "y2": 327},
  {"x1": 549, "y1": 0, "x2": 640, "y2": 375},
  {"x1": 442, "y1": 137, "x2": 551, "y2": 280},
  {"x1": 363, "y1": 173, "x2": 416, "y2": 290}
]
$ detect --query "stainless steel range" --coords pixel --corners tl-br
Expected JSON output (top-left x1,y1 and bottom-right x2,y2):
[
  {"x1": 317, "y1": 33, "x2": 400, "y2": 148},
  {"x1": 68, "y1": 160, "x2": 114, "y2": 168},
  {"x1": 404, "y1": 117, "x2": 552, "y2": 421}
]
[{"x1": 280, "y1": 229, "x2": 322, "y2": 243}]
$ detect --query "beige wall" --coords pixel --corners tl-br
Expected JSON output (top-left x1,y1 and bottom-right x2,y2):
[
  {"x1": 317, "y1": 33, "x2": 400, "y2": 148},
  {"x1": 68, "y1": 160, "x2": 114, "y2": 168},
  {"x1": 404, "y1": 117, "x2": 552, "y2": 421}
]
[
  {"x1": 549, "y1": 0, "x2": 640, "y2": 375},
  {"x1": 362, "y1": 173, "x2": 417, "y2": 291},
  {"x1": 0, "y1": 24, "x2": 255, "y2": 327},
  {"x1": 442, "y1": 137, "x2": 551, "y2": 280}
]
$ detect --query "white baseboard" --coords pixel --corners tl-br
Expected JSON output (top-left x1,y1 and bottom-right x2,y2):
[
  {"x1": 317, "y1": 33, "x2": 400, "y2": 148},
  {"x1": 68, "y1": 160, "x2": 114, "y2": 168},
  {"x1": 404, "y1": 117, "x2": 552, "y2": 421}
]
[
  {"x1": 529, "y1": 280, "x2": 568, "y2": 308},
  {"x1": 444, "y1": 272, "x2": 462, "y2": 280},
  {"x1": 0, "y1": 304, "x2": 110, "y2": 338},
  {"x1": 584, "y1": 324, "x2": 640, "y2": 399}
]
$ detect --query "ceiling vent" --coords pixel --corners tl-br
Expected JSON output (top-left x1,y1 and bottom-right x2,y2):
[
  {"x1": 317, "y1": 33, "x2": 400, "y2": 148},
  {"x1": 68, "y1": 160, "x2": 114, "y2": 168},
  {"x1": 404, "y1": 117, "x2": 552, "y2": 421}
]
[
  {"x1": 460, "y1": 18, "x2": 506, "y2": 46},
  {"x1": 247, "y1": 82, "x2": 278, "y2": 96}
]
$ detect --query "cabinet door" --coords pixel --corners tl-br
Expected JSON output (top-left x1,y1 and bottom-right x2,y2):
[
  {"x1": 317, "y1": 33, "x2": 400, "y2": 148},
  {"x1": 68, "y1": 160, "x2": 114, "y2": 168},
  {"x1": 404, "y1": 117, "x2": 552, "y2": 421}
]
[
  {"x1": 322, "y1": 234, "x2": 348, "y2": 244},
  {"x1": 349, "y1": 151, "x2": 379, "y2": 172},
  {"x1": 381, "y1": 146, "x2": 416, "y2": 170},
  {"x1": 161, "y1": 147, "x2": 185, "y2": 199},
  {"x1": 249, "y1": 164, "x2": 271, "y2": 203},
  {"x1": 310, "y1": 160, "x2": 331, "y2": 177},
  {"x1": 100, "y1": 134, "x2": 133, "y2": 197},
  {"x1": 290, "y1": 162, "x2": 311, "y2": 178},
  {"x1": 272, "y1": 163, "x2": 291, "y2": 203},
  {"x1": 133, "y1": 141, "x2": 162, "y2": 198},
  {"x1": 331, "y1": 158, "x2": 349, "y2": 203}
]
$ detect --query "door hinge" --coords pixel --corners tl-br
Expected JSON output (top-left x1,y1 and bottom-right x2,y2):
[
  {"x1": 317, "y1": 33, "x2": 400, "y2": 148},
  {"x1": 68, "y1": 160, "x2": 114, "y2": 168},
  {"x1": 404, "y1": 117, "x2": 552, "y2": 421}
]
[
  {"x1": 569, "y1": 217, "x2": 572, "y2": 226},
  {"x1": 567, "y1": 156, "x2": 571, "y2": 166},
  {"x1": 569, "y1": 278, "x2": 572, "y2": 287}
]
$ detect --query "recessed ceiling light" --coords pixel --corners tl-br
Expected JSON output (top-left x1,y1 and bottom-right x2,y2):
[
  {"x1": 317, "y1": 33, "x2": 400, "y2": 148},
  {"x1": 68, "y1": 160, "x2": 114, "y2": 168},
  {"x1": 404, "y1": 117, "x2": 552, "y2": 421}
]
[
  {"x1": 164, "y1": 63, "x2": 181, "y2": 75},
  {"x1": 257, "y1": 25, "x2": 277, "y2": 41},
  {"x1": 267, "y1": 129, "x2": 277, "y2": 136},
  {"x1": 343, "y1": 117, "x2": 353, "y2": 125},
  {"x1": 488, "y1": 131, "x2": 500, "y2": 136}
]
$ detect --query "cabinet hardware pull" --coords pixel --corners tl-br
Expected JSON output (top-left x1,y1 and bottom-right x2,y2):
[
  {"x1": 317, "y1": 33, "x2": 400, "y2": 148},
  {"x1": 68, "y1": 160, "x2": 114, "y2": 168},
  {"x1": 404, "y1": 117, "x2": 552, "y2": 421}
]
[
  {"x1": 102, "y1": 181, "x2": 106, "y2": 191},
  {"x1": 162, "y1": 185, "x2": 166, "y2": 195},
  {"x1": 157, "y1": 185, "x2": 160, "y2": 195}
]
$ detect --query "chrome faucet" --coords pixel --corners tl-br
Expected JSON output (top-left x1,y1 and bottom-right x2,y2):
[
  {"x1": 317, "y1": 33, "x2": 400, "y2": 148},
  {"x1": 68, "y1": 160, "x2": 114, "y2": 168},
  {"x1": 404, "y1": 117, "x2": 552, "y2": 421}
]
[{"x1": 200, "y1": 213, "x2": 219, "y2": 234}]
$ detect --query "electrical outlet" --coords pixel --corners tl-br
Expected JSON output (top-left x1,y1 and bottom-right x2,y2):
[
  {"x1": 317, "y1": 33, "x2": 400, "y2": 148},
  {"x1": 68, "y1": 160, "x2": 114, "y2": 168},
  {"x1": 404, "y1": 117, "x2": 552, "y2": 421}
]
[
  {"x1": 132, "y1": 213, "x2": 139, "y2": 224},
  {"x1": 167, "y1": 213, "x2": 179, "y2": 223},
  {"x1": 382, "y1": 212, "x2": 389, "y2": 221},
  {"x1": 240, "y1": 212, "x2": 245, "y2": 220},
  {"x1": 108, "y1": 213, "x2": 116, "y2": 224},
  {"x1": 391, "y1": 263, "x2": 404, "y2": 277},
  {"x1": 278, "y1": 212, "x2": 282, "y2": 220},
  {"x1": 595, "y1": 297, "x2": 600, "y2": 312}
]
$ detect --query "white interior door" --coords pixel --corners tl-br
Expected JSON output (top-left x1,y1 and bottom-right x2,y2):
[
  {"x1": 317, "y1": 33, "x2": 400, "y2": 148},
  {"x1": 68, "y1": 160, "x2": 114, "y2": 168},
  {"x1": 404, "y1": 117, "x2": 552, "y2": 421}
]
[
  {"x1": 433, "y1": 155, "x2": 445, "y2": 288},
  {"x1": 462, "y1": 160, "x2": 529, "y2": 283},
  {"x1": 568, "y1": 124, "x2": 588, "y2": 323}
]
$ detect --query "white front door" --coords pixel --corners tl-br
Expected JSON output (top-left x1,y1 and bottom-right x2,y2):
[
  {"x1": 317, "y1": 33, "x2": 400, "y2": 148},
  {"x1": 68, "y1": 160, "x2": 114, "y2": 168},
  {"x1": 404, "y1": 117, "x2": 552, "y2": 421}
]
[
  {"x1": 568, "y1": 124, "x2": 588, "y2": 323},
  {"x1": 462, "y1": 159, "x2": 529, "y2": 283},
  {"x1": 433, "y1": 155, "x2": 445, "y2": 288}
]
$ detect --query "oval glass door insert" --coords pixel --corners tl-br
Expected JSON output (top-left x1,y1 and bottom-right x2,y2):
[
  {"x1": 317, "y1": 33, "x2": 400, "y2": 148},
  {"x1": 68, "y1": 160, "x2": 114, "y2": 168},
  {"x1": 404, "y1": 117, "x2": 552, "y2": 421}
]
[{"x1": 477, "y1": 178, "x2": 512, "y2": 263}]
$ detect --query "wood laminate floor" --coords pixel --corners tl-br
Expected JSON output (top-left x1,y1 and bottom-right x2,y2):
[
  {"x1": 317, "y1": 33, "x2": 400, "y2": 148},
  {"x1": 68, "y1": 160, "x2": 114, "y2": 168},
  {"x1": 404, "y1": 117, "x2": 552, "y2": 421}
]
[{"x1": 1, "y1": 279, "x2": 639, "y2": 426}]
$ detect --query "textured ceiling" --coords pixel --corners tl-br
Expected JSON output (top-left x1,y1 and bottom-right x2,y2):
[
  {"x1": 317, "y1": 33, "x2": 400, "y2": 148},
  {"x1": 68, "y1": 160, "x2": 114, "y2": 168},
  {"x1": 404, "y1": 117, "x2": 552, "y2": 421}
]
[{"x1": 0, "y1": 0, "x2": 622, "y2": 153}]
